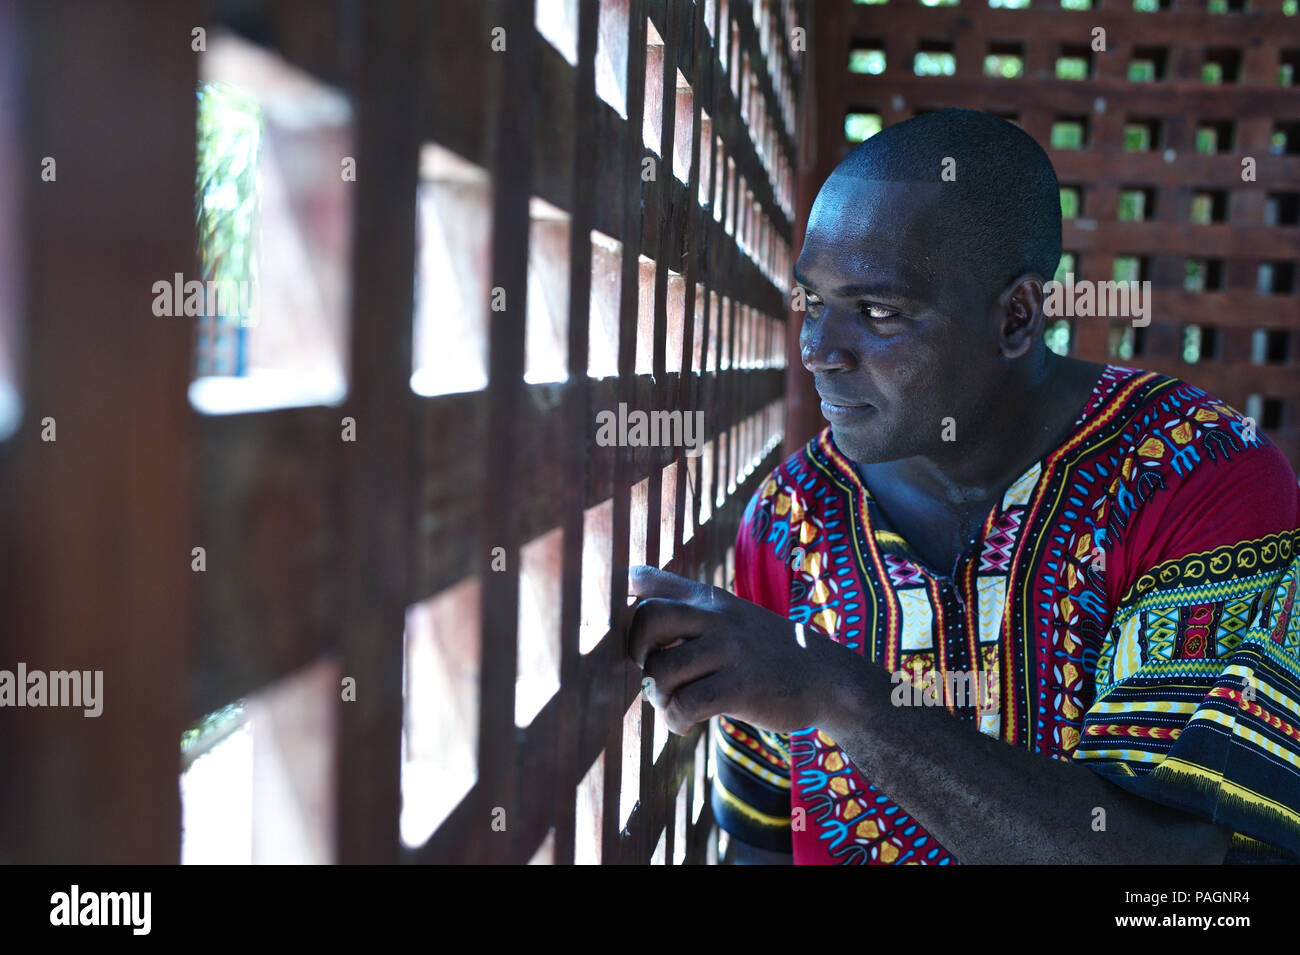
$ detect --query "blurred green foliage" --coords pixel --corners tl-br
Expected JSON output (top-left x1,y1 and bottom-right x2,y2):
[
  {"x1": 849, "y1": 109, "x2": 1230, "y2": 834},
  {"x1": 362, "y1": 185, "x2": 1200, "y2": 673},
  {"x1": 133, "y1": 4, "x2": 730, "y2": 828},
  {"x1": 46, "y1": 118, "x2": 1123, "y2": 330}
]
[{"x1": 196, "y1": 82, "x2": 262, "y2": 325}]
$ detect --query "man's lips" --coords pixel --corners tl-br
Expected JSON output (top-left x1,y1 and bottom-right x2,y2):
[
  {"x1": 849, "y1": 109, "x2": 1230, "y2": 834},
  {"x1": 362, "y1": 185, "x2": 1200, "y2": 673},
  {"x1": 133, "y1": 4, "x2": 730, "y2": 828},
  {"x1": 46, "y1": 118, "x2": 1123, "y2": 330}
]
[{"x1": 819, "y1": 395, "x2": 874, "y2": 422}]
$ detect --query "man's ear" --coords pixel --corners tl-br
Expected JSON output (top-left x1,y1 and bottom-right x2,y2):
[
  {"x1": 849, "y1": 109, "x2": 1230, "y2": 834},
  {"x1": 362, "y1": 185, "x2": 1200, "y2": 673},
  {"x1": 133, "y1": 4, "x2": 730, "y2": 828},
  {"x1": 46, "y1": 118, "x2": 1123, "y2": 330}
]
[{"x1": 998, "y1": 273, "x2": 1046, "y2": 359}]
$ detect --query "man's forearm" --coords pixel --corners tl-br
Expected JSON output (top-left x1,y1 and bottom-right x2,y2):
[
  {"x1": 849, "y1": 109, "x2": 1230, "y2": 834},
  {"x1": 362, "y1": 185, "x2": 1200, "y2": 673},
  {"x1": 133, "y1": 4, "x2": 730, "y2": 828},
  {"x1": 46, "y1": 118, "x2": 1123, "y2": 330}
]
[{"x1": 816, "y1": 654, "x2": 1231, "y2": 865}]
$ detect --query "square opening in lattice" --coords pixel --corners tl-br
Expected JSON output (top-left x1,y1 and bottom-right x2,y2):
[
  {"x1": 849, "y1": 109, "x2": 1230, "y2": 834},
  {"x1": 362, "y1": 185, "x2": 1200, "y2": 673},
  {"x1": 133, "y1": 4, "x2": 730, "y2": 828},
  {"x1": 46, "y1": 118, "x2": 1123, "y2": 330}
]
[
  {"x1": 580, "y1": 498, "x2": 613, "y2": 654},
  {"x1": 1272, "y1": 121, "x2": 1300, "y2": 155},
  {"x1": 1252, "y1": 328, "x2": 1292, "y2": 365},
  {"x1": 1202, "y1": 47, "x2": 1243, "y2": 84},
  {"x1": 516, "y1": 526, "x2": 564, "y2": 728},
  {"x1": 914, "y1": 40, "x2": 956, "y2": 77},
  {"x1": 691, "y1": 282, "x2": 706, "y2": 374},
  {"x1": 1190, "y1": 189, "x2": 1228, "y2": 224},
  {"x1": 1133, "y1": 0, "x2": 1173, "y2": 11},
  {"x1": 1209, "y1": 0, "x2": 1248, "y2": 10},
  {"x1": 845, "y1": 109, "x2": 883, "y2": 143},
  {"x1": 1051, "y1": 116, "x2": 1090, "y2": 150},
  {"x1": 619, "y1": 696, "x2": 643, "y2": 831},
  {"x1": 723, "y1": 156, "x2": 737, "y2": 232},
  {"x1": 1129, "y1": 46, "x2": 1168, "y2": 82},
  {"x1": 644, "y1": 17, "x2": 665, "y2": 156},
  {"x1": 636, "y1": 255, "x2": 657, "y2": 375},
  {"x1": 719, "y1": 295, "x2": 734, "y2": 370},
  {"x1": 1185, "y1": 258, "x2": 1225, "y2": 292},
  {"x1": 1182, "y1": 324, "x2": 1220, "y2": 363},
  {"x1": 1113, "y1": 254, "x2": 1150, "y2": 283},
  {"x1": 667, "y1": 269, "x2": 687, "y2": 374},
  {"x1": 597, "y1": 0, "x2": 630, "y2": 118},
  {"x1": 1123, "y1": 117, "x2": 1161, "y2": 152},
  {"x1": 697, "y1": 438, "x2": 715, "y2": 526},
  {"x1": 1266, "y1": 192, "x2": 1300, "y2": 226},
  {"x1": 1196, "y1": 119, "x2": 1234, "y2": 154},
  {"x1": 673, "y1": 777, "x2": 689, "y2": 864},
  {"x1": 1060, "y1": 185, "x2": 1083, "y2": 218},
  {"x1": 182, "y1": 659, "x2": 339, "y2": 864},
  {"x1": 574, "y1": 749, "x2": 605, "y2": 864},
  {"x1": 526, "y1": 197, "x2": 571, "y2": 385},
  {"x1": 412, "y1": 143, "x2": 492, "y2": 397},
  {"x1": 985, "y1": 41, "x2": 1024, "y2": 79},
  {"x1": 712, "y1": 134, "x2": 726, "y2": 221},
  {"x1": 1118, "y1": 186, "x2": 1156, "y2": 221},
  {"x1": 660, "y1": 461, "x2": 679, "y2": 568},
  {"x1": 589, "y1": 230, "x2": 623, "y2": 378},
  {"x1": 1054, "y1": 252, "x2": 1079, "y2": 284},
  {"x1": 191, "y1": 33, "x2": 353, "y2": 414},
  {"x1": 674, "y1": 71, "x2": 694, "y2": 184},
  {"x1": 730, "y1": 19, "x2": 742, "y2": 95},
  {"x1": 1258, "y1": 261, "x2": 1296, "y2": 294},
  {"x1": 630, "y1": 476, "x2": 650, "y2": 569},
  {"x1": 1245, "y1": 395, "x2": 1284, "y2": 431},
  {"x1": 1045, "y1": 319, "x2": 1072, "y2": 356},
  {"x1": 1056, "y1": 45, "x2": 1092, "y2": 81},
  {"x1": 1281, "y1": 49, "x2": 1300, "y2": 86},
  {"x1": 698, "y1": 110, "x2": 714, "y2": 208},
  {"x1": 402, "y1": 578, "x2": 481, "y2": 848},
  {"x1": 536, "y1": 0, "x2": 578, "y2": 66},
  {"x1": 1108, "y1": 324, "x2": 1137, "y2": 360},
  {"x1": 693, "y1": 732, "x2": 708, "y2": 824},
  {"x1": 849, "y1": 40, "x2": 887, "y2": 75}
]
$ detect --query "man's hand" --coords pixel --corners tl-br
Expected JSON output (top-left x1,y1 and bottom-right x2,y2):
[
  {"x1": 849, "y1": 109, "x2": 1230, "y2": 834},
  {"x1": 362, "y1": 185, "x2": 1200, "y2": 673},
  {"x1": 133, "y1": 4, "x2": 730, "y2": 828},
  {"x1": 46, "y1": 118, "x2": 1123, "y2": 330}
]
[{"x1": 625, "y1": 564, "x2": 854, "y2": 736}]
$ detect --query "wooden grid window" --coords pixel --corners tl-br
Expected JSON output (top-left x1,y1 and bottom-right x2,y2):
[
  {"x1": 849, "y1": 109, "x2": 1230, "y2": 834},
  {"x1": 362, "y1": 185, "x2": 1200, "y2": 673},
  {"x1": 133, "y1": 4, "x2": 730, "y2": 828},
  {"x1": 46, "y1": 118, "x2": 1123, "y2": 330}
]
[
  {"x1": 0, "y1": 0, "x2": 801, "y2": 866},
  {"x1": 192, "y1": 33, "x2": 354, "y2": 414}
]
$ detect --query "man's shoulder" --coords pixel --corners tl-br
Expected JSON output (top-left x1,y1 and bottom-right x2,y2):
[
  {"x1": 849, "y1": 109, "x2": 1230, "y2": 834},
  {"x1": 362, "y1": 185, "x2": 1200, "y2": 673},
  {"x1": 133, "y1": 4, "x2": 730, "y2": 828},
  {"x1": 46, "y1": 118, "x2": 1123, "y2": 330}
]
[
  {"x1": 1108, "y1": 367, "x2": 1294, "y2": 484},
  {"x1": 1102, "y1": 366, "x2": 1300, "y2": 540}
]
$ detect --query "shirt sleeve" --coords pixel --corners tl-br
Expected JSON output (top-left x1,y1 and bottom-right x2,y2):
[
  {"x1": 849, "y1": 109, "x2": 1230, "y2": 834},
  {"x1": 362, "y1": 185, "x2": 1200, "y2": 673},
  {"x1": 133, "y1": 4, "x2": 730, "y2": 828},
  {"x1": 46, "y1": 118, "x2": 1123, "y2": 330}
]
[
  {"x1": 710, "y1": 476, "x2": 794, "y2": 853},
  {"x1": 1075, "y1": 431, "x2": 1300, "y2": 862}
]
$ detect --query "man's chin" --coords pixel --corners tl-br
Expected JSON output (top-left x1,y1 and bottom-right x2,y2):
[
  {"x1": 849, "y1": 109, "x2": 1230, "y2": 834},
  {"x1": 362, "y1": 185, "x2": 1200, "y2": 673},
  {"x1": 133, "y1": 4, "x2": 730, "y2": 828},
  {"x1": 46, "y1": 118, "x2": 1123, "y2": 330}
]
[{"x1": 828, "y1": 422, "x2": 897, "y2": 465}]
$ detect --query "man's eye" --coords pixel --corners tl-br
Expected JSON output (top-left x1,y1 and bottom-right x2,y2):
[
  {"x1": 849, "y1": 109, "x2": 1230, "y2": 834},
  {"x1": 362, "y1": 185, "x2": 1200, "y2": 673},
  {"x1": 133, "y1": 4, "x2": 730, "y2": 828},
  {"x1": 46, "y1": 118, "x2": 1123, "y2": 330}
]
[
  {"x1": 859, "y1": 303, "x2": 895, "y2": 321},
  {"x1": 806, "y1": 297, "x2": 825, "y2": 317}
]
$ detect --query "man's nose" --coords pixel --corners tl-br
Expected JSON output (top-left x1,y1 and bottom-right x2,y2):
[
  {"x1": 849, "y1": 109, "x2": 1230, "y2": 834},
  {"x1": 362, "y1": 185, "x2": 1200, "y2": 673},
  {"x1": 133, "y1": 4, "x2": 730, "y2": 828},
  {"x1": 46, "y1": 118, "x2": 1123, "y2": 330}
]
[{"x1": 800, "y1": 310, "x2": 858, "y2": 374}]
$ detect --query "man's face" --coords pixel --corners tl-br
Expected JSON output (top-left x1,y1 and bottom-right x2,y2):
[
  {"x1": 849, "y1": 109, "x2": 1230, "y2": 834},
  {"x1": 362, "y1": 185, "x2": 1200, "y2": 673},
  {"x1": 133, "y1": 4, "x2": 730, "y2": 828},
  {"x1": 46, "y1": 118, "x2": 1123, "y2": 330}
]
[{"x1": 794, "y1": 176, "x2": 1003, "y2": 465}]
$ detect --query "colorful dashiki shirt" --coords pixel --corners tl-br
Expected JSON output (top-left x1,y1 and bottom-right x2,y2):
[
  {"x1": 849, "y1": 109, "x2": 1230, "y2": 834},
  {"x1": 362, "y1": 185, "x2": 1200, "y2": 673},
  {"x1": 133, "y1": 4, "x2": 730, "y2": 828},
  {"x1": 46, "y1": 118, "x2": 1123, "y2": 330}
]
[{"x1": 711, "y1": 365, "x2": 1300, "y2": 864}]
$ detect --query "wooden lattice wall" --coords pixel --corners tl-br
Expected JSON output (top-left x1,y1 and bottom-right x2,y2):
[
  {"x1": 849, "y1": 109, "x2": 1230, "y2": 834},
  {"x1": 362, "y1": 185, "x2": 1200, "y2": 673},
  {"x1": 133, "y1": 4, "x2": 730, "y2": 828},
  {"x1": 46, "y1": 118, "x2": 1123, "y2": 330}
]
[
  {"x1": 0, "y1": 0, "x2": 802, "y2": 865},
  {"x1": 791, "y1": 0, "x2": 1300, "y2": 466}
]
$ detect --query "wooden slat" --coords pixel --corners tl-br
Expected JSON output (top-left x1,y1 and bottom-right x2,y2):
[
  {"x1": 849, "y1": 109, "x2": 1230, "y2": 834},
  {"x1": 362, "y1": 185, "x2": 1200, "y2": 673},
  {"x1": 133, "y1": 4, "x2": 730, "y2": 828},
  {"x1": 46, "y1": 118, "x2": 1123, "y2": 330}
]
[
  {"x1": 1, "y1": 0, "x2": 198, "y2": 863},
  {"x1": 550, "y1": 0, "x2": 601, "y2": 866},
  {"x1": 475, "y1": 0, "x2": 537, "y2": 866},
  {"x1": 336, "y1": 0, "x2": 425, "y2": 865},
  {"x1": 192, "y1": 407, "x2": 342, "y2": 720}
]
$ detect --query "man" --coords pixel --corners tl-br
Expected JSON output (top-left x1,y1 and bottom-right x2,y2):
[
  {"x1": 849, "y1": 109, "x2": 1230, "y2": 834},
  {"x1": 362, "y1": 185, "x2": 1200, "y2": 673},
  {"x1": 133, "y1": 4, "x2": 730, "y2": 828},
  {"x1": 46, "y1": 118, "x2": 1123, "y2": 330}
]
[{"x1": 626, "y1": 109, "x2": 1300, "y2": 864}]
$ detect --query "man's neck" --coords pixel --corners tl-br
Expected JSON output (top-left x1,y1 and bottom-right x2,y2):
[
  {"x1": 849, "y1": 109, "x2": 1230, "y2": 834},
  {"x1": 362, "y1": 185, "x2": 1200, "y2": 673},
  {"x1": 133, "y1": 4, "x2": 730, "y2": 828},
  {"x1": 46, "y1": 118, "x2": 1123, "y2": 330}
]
[{"x1": 860, "y1": 354, "x2": 1102, "y2": 508}]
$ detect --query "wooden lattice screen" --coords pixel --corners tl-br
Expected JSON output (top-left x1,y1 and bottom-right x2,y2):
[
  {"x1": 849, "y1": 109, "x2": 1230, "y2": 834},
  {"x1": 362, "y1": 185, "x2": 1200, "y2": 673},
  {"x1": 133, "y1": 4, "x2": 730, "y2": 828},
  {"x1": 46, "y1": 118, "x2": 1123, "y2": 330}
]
[
  {"x1": 1, "y1": 0, "x2": 802, "y2": 865},
  {"x1": 794, "y1": 0, "x2": 1300, "y2": 467}
]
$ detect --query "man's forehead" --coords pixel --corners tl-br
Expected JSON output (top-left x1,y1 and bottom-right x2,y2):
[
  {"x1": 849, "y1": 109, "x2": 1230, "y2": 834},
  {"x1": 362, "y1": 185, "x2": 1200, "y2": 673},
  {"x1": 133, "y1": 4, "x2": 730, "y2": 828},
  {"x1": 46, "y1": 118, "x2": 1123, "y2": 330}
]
[
  {"x1": 799, "y1": 177, "x2": 947, "y2": 287},
  {"x1": 808, "y1": 175, "x2": 948, "y2": 229}
]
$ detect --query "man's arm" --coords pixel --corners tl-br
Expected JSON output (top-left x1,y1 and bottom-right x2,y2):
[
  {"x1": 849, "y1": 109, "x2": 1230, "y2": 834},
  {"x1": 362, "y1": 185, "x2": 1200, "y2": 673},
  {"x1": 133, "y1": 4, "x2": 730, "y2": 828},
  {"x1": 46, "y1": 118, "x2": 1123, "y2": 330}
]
[
  {"x1": 817, "y1": 656, "x2": 1232, "y2": 865},
  {"x1": 628, "y1": 565, "x2": 1237, "y2": 866}
]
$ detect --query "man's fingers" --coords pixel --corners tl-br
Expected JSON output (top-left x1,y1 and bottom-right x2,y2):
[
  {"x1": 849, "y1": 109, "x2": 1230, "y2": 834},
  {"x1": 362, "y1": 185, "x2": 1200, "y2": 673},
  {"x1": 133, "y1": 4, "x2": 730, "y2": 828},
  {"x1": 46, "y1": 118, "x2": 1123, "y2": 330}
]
[
  {"x1": 664, "y1": 671, "x2": 733, "y2": 732},
  {"x1": 627, "y1": 597, "x2": 714, "y2": 668},
  {"x1": 628, "y1": 564, "x2": 717, "y2": 605},
  {"x1": 643, "y1": 634, "x2": 724, "y2": 697}
]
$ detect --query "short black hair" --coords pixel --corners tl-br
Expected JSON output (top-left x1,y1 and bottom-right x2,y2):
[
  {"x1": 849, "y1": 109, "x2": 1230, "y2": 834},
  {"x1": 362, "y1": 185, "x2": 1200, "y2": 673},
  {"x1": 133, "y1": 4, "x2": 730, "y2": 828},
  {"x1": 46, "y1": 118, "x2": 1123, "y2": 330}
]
[{"x1": 831, "y1": 109, "x2": 1062, "y2": 302}]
